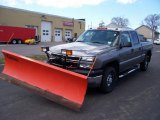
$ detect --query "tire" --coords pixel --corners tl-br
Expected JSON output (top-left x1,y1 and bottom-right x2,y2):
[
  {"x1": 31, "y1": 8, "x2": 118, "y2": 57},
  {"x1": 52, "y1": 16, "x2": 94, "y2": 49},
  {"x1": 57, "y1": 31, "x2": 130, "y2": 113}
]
[
  {"x1": 140, "y1": 55, "x2": 150, "y2": 71},
  {"x1": 12, "y1": 39, "x2": 17, "y2": 44},
  {"x1": 100, "y1": 67, "x2": 117, "y2": 93},
  {"x1": 17, "y1": 40, "x2": 22, "y2": 44}
]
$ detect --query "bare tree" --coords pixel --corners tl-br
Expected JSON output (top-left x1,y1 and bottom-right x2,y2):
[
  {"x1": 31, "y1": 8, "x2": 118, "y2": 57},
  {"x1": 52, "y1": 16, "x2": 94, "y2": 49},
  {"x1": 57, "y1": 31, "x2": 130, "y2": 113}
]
[
  {"x1": 111, "y1": 17, "x2": 129, "y2": 27},
  {"x1": 99, "y1": 21, "x2": 105, "y2": 28},
  {"x1": 144, "y1": 14, "x2": 160, "y2": 31},
  {"x1": 143, "y1": 14, "x2": 160, "y2": 40}
]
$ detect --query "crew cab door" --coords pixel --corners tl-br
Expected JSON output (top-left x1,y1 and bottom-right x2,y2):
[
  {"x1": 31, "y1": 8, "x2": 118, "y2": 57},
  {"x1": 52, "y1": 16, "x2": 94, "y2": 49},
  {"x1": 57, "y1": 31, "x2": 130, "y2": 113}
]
[
  {"x1": 129, "y1": 31, "x2": 144, "y2": 65},
  {"x1": 119, "y1": 31, "x2": 135, "y2": 72}
]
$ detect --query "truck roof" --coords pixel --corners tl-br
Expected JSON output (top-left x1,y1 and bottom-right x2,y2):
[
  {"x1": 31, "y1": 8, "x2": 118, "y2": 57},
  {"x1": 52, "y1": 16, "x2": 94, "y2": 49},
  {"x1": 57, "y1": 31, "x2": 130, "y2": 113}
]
[{"x1": 90, "y1": 27, "x2": 134, "y2": 32}]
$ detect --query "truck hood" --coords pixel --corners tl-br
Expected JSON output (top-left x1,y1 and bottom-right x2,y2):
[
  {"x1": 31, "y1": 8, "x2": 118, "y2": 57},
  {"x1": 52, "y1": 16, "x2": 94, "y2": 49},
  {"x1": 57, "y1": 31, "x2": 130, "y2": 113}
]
[{"x1": 49, "y1": 42, "x2": 115, "y2": 56}]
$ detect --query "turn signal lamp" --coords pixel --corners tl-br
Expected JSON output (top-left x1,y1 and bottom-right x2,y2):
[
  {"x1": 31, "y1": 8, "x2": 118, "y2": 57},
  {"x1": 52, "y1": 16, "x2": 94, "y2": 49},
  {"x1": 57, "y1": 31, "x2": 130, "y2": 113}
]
[{"x1": 61, "y1": 49, "x2": 72, "y2": 56}]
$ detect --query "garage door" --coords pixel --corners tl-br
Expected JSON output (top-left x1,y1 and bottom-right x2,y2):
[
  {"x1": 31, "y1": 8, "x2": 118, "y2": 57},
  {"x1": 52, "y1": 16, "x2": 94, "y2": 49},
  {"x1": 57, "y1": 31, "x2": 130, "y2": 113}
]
[
  {"x1": 55, "y1": 29, "x2": 62, "y2": 42},
  {"x1": 65, "y1": 30, "x2": 72, "y2": 40},
  {"x1": 41, "y1": 21, "x2": 52, "y2": 42}
]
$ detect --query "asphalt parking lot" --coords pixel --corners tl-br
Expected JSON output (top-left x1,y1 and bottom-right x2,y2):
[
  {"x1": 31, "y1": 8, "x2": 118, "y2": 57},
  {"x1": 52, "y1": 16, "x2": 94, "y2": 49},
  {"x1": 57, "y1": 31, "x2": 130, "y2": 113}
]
[
  {"x1": 0, "y1": 45, "x2": 160, "y2": 120},
  {"x1": 0, "y1": 42, "x2": 64, "y2": 58}
]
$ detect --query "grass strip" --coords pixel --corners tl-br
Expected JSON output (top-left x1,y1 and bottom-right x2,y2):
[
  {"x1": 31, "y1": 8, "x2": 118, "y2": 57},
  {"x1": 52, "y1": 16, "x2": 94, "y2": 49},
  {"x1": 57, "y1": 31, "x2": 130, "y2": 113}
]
[
  {"x1": 0, "y1": 55, "x2": 47, "y2": 64},
  {"x1": 28, "y1": 55, "x2": 47, "y2": 61},
  {"x1": 0, "y1": 58, "x2": 4, "y2": 64}
]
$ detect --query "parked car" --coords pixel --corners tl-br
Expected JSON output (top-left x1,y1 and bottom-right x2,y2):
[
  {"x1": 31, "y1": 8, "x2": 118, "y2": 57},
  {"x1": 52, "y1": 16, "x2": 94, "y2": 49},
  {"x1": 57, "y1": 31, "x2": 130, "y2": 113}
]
[{"x1": 154, "y1": 39, "x2": 160, "y2": 45}]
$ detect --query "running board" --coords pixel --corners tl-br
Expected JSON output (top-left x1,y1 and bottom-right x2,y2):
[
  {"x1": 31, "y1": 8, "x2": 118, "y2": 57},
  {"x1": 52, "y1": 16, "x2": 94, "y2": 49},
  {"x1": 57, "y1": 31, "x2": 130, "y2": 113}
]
[{"x1": 119, "y1": 65, "x2": 139, "y2": 78}]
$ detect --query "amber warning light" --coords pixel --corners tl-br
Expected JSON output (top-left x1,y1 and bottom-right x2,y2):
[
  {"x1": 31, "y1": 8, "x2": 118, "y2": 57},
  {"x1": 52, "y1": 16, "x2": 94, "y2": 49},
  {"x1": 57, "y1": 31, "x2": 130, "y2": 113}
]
[{"x1": 61, "y1": 49, "x2": 72, "y2": 56}]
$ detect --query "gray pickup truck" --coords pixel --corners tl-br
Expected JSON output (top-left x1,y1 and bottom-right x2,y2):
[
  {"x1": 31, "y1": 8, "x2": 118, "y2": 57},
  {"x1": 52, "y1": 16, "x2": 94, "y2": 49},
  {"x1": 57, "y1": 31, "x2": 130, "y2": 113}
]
[{"x1": 42, "y1": 28, "x2": 153, "y2": 93}]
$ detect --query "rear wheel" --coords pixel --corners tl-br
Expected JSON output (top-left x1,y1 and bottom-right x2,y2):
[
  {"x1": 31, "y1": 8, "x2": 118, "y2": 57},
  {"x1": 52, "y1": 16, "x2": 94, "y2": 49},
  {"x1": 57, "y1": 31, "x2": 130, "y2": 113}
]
[
  {"x1": 100, "y1": 67, "x2": 117, "y2": 93},
  {"x1": 140, "y1": 55, "x2": 150, "y2": 71},
  {"x1": 17, "y1": 40, "x2": 22, "y2": 44},
  {"x1": 12, "y1": 39, "x2": 17, "y2": 44}
]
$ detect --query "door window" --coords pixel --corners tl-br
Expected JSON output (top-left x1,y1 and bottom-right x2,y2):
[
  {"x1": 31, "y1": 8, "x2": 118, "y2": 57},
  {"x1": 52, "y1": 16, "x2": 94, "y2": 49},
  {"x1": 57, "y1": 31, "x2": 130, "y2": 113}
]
[
  {"x1": 55, "y1": 30, "x2": 61, "y2": 36},
  {"x1": 65, "y1": 31, "x2": 71, "y2": 37},
  {"x1": 43, "y1": 29, "x2": 49, "y2": 36},
  {"x1": 130, "y1": 31, "x2": 139, "y2": 45},
  {"x1": 121, "y1": 32, "x2": 131, "y2": 45}
]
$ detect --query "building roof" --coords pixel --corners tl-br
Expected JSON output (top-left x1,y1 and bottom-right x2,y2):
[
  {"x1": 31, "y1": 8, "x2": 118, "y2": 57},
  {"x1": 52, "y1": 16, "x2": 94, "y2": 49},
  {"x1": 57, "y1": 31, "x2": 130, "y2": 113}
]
[
  {"x1": 0, "y1": 5, "x2": 85, "y2": 23},
  {"x1": 135, "y1": 25, "x2": 157, "y2": 32},
  {"x1": 106, "y1": 23, "x2": 119, "y2": 28},
  {"x1": 106, "y1": 23, "x2": 132, "y2": 29}
]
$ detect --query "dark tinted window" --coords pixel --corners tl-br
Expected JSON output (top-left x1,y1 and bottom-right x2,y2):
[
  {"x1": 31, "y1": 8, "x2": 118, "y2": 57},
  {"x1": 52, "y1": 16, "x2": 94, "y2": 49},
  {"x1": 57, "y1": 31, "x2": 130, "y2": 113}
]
[{"x1": 130, "y1": 31, "x2": 139, "y2": 44}]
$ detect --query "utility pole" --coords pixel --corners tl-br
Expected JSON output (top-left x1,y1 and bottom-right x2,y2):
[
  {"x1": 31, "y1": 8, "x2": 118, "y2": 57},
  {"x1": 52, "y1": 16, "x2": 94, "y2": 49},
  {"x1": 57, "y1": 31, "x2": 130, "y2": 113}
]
[{"x1": 152, "y1": 26, "x2": 156, "y2": 41}]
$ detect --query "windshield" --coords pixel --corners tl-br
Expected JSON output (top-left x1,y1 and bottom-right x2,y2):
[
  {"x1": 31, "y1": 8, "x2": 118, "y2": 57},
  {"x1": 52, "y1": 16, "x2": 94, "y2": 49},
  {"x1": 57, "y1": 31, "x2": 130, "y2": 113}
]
[{"x1": 76, "y1": 30, "x2": 119, "y2": 46}]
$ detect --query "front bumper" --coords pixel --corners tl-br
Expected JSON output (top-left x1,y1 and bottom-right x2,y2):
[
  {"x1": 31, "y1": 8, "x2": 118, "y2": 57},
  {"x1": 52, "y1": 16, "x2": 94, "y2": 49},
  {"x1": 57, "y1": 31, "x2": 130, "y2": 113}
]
[
  {"x1": 72, "y1": 69, "x2": 103, "y2": 87},
  {"x1": 88, "y1": 75, "x2": 103, "y2": 87}
]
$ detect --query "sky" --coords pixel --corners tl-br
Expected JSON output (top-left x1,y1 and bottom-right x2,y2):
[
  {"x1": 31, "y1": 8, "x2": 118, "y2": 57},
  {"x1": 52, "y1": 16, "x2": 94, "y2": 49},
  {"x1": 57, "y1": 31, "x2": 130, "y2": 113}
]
[{"x1": 0, "y1": 0, "x2": 160, "y2": 30}]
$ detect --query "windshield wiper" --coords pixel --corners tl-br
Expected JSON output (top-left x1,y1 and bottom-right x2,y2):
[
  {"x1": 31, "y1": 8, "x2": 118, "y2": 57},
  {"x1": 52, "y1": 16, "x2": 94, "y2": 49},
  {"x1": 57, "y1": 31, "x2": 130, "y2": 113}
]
[
  {"x1": 76, "y1": 40, "x2": 84, "y2": 42},
  {"x1": 91, "y1": 41, "x2": 104, "y2": 44}
]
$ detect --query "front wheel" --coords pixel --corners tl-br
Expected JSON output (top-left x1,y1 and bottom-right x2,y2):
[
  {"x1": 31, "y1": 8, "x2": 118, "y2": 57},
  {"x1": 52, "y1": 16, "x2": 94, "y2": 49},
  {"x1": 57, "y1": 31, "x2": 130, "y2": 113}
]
[
  {"x1": 100, "y1": 67, "x2": 117, "y2": 93},
  {"x1": 140, "y1": 55, "x2": 150, "y2": 71}
]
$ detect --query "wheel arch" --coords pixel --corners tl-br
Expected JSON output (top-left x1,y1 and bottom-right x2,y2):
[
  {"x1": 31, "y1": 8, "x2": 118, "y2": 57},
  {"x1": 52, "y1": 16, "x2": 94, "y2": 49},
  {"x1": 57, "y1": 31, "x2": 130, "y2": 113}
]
[
  {"x1": 146, "y1": 50, "x2": 152, "y2": 62},
  {"x1": 103, "y1": 60, "x2": 119, "y2": 76}
]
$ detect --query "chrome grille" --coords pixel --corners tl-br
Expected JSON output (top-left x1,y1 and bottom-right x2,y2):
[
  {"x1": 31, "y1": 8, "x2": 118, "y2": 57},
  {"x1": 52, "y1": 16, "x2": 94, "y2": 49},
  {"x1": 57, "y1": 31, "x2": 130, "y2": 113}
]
[{"x1": 49, "y1": 54, "x2": 80, "y2": 68}]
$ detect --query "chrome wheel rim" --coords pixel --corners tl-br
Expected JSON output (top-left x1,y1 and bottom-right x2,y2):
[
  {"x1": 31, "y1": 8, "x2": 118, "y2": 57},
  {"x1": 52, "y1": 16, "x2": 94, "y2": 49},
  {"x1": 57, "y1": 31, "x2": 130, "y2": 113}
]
[
  {"x1": 106, "y1": 73, "x2": 113, "y2": 86},
  {"x1": 13, "y1": 40, "x2": 16, "y2": 44},
  {"x1": 18, "y1": 40, "x2": 21, "y2": 44},
  {"x1": 145, "y1": 57, "x2": 149, "y2": 69}
]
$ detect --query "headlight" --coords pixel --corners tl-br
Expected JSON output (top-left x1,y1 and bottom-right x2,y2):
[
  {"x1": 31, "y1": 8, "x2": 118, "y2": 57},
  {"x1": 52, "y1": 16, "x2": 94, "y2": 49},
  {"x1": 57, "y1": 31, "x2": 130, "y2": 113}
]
[
  {"x1": 81, "y1": 56, "x2": 95, "y2": 62},
  {"x1": 80, "y1": 64, "x2": 91, "y2": 68}
]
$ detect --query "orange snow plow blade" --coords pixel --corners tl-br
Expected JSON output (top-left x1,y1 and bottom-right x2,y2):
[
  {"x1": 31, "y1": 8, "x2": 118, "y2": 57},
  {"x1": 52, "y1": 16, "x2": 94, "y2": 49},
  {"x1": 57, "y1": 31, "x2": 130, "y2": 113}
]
[{"x1": 1, "y1": 50, "x2": 88, "y2": 111}]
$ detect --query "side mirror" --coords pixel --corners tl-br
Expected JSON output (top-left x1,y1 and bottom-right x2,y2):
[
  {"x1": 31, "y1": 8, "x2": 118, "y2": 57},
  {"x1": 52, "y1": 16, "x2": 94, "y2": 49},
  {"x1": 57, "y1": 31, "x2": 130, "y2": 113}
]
[{"x1": 120, "y1": 42, "x2": 132, "y2": 48}]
